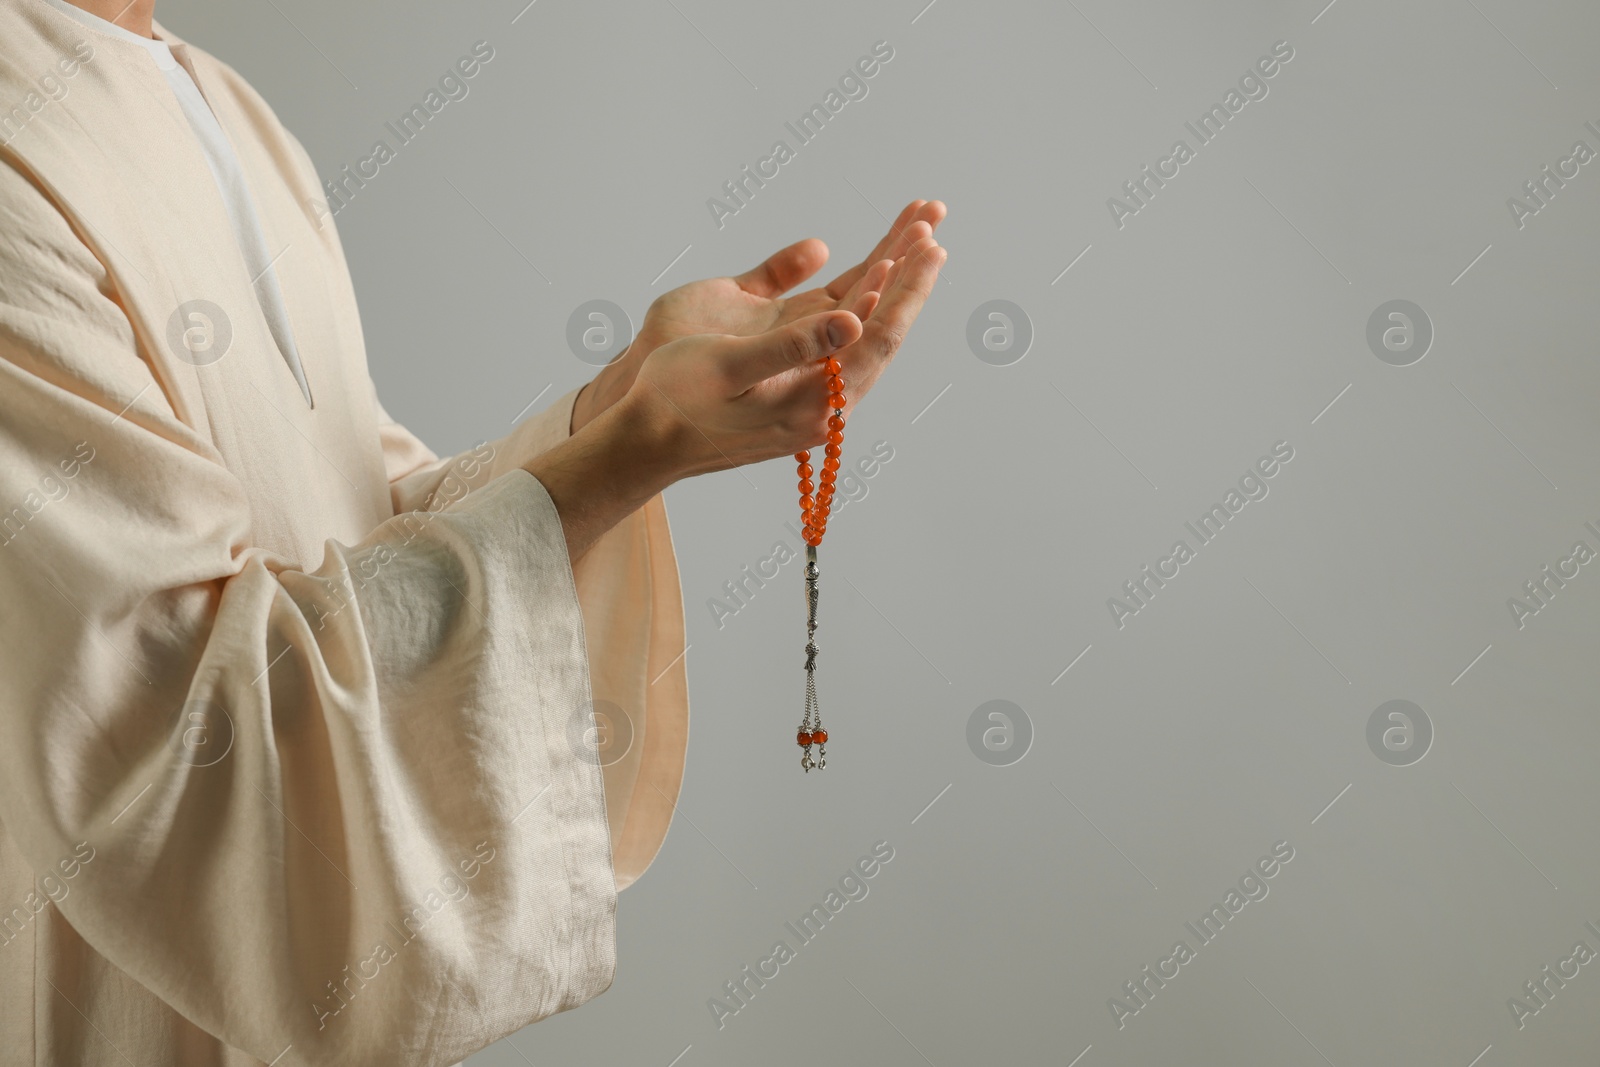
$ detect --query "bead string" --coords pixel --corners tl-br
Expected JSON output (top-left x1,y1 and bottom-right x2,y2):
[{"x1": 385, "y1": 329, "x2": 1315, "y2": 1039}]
[{"x1": 794, "y1": 356, "x2": 845, "y2": 772}]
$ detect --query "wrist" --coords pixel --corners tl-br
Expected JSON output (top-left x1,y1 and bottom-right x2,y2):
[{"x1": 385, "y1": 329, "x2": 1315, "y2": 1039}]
[
  {"x1": 570, "y1": 370, "x2": 606, "y2": 435},
  {"x1": 599, "y1": 382, "x2": 682, "y2": 494},
  {"x1": 571, "y1": 351, "x2": 638, "y2": 435},
  {"x1": 525, "y1": 382, "x2": 679, "y2": 562}
]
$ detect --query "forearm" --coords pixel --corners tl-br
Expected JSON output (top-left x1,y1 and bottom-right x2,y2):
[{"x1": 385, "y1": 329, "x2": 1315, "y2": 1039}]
[
  {"x1": 531, "y1": 388, "x2": 678, "y2": 562},
  {"x1": 569, "y1": 355, "x2": 632, "y2": 435}
]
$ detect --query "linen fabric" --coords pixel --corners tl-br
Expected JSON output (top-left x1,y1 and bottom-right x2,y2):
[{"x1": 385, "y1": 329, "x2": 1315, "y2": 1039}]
[{"x1": 0, "y1": 1, "x2": 689, "y2": 1063}]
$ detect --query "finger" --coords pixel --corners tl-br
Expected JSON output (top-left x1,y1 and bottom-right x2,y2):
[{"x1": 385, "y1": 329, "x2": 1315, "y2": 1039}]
[
  {"x1": 835, "y1": 256, "x2": 894, "y2": 311},
  {"x1": 880, "y1": 253, "x2": 906, "y2": 291},
  {"x1": 849, "y1": 289, "x2": 881, "y2": 320},
  {"x1": 775, "y1": 253, "x2": 891, "y2": 329},
  {"x1": 877, "y1": 219, "x2": 934, "y2": 273},
  {"x1": 858, "y1": 237, "x2": 945, "y2": 360},
  {"x1": 827, "y1": 214, "x2": 938, "y2": 301},
  {"x1": 735, "y1": 238, "x2": 830, "y2": 298},
  {"x1": 823, "y1": 199, "x2": 926, "y2": 298},
  {"x1": 871, "y1": 200, "x2": 926, "y2": 261},
  {"x1": 879, "y1": 222, "x2": 944, "y2": 290},
  {"x1": 723, "y1": 310, "x2": 862, "y2": 393},
  {"x1": 831, "y1": 200, "x2": 946, "y2": 298}
]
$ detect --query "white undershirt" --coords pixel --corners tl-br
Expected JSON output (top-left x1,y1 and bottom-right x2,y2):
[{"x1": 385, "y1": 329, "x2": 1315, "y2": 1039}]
[{"x1": 39, "y1": 0, "x2": 313, "y2": 406}]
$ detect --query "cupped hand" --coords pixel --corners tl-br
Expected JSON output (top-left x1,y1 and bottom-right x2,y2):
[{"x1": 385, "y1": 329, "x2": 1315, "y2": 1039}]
[
  {"x1": 629, "y1": 311, "x2": 864, "y2": 478},
  {"x1": 626, "y1": 226, "x2": 947, "y2": 481},
  {"x1": 571, "y1": 199, "x2": 947, "y2": 431}
]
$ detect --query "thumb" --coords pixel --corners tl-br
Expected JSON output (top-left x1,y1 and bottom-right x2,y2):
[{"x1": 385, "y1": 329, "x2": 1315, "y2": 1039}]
[{"x1": 723, "y1": 310, "x2": 861, "y2": 393}]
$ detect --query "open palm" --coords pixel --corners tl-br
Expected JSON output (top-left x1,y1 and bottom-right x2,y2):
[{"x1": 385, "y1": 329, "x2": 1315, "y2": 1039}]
[
  {"x1": 573, "y1": 200, "x2": 946, "y2": 431},
  {"x1": 646, "y1": 198, "x2": 944, "y2": 347}
]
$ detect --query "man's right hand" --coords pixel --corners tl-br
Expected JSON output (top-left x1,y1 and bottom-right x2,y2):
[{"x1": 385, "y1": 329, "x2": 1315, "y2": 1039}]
[
  {"x1": 568, "y1": 200, "x2": 948, "y2": 435},
  {"x1": 628, "y1": 230, "x2": 947, "y2": 478},
  {"x1": 528, "y1": 229, "x2": 946, "y2": 561}
]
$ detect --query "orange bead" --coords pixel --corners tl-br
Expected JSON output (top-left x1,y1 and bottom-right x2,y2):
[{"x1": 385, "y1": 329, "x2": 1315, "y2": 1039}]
[
  {"x1": 797, "y1": 730, "x2": 813, "y2": 746},
  {"x1": 811, "y1": 728, "x2": 827, "y2": 744},
  {"x1": 801, "y1": 354, "x2": 849, "y2": 536}
]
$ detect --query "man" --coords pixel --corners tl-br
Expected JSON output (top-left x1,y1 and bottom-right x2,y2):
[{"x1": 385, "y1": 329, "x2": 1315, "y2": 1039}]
[{"x1": 0, "y1": 0, "x2": 947, "y2": 1063}]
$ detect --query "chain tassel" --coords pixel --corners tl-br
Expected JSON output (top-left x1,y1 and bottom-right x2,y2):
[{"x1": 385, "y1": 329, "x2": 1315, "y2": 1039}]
[{"x1": 799, "y1": 546, "x2": 826, "y2": 771}]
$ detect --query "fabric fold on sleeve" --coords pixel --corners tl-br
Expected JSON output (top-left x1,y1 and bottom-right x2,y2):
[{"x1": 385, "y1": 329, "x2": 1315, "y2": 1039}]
[
  {"x1": 0, "y1": 169, "x2": 623, "y2": 1065},
  {"x1": 371, "y1": 380, "x2": 689, "y2": 890}
]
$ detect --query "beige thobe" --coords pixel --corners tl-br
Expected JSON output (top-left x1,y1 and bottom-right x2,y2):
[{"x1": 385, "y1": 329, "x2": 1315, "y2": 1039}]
[{"x1": 0, "y1": 1, "x2": 688, "y2": 1063}]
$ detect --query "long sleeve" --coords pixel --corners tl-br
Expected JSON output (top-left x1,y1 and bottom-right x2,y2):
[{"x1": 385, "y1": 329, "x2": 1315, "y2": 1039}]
[
  {"x1": 371, "y1": 386, "x2": 690, "y2": 891},
  {"x1": 0, "y1": 138, "x2": 650, "y2": 1067}
]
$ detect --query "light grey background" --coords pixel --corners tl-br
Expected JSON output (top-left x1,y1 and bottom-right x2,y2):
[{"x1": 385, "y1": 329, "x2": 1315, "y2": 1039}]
[{"x1": 160, "y1": 0, "x2": 1600, "y2": 1063}]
